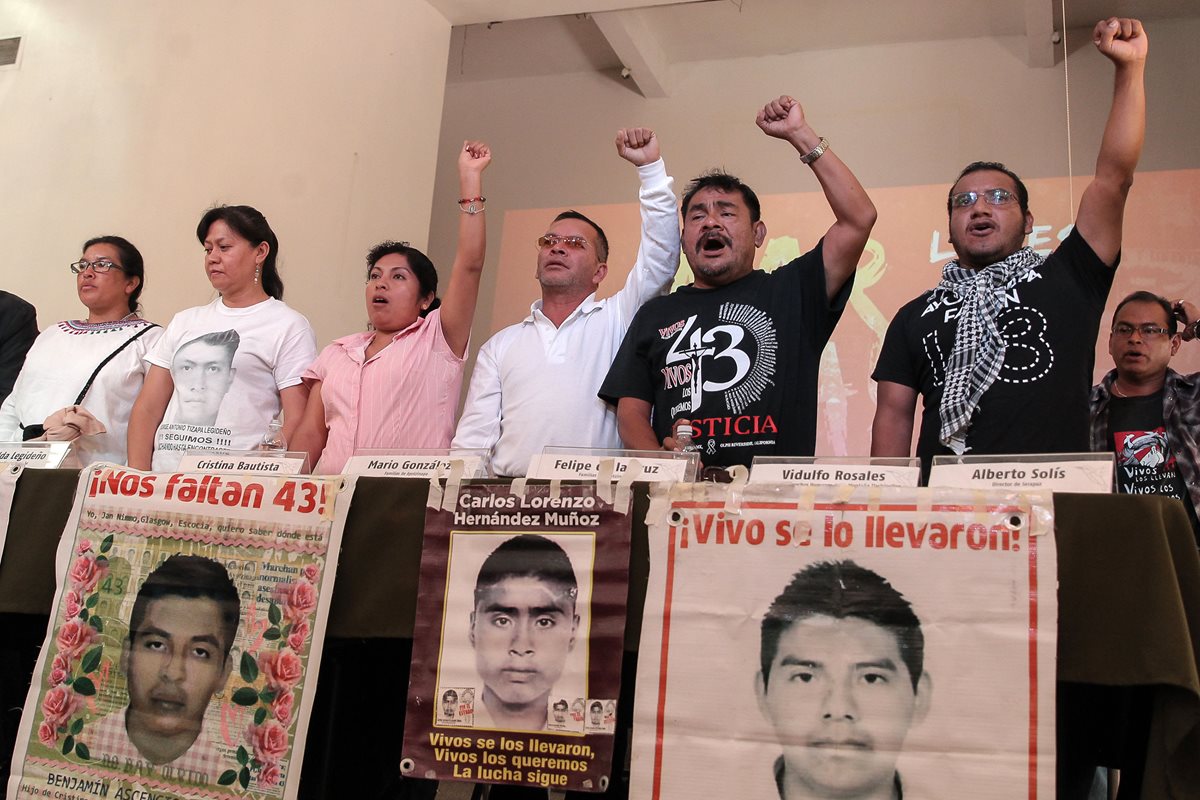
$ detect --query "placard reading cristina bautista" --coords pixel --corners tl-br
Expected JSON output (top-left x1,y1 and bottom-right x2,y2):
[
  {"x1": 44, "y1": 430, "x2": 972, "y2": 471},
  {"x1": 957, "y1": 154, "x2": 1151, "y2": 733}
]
[
  {"x1": 631, "y1": 483, "x2": 1057, "y2": 800},
  {"x1": 401, "y1": 483, "x2": 632, "y2": 793},
  {"x1": 6, "y1": 465, "x2": 354, "y2": 800}
]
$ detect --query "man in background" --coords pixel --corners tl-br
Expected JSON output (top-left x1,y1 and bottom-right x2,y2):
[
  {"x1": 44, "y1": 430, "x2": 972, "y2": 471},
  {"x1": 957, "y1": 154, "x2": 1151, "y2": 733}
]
[{"x1": 1090, "y1": 292, "x2": 1199, "y2": 545}]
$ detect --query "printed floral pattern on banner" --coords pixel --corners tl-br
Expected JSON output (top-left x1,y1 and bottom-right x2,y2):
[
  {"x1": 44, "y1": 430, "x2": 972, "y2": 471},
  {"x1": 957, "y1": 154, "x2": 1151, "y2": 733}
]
[
  {"x1": 39, "y1": 537, "x2": 111, "y2": 760},
  {"x1": 224, "y1": 562, "x2": 322, "y2": 790}
]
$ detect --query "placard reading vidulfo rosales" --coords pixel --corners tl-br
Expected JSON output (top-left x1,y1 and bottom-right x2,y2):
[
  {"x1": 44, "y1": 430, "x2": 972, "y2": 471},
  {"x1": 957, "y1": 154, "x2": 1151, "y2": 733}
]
[
  {"x1": 7, "y1": 464, "x2": 355, "y2": 800},
  {"x1": 401, "y1": 483, "x2": 633, "y2": 793}
]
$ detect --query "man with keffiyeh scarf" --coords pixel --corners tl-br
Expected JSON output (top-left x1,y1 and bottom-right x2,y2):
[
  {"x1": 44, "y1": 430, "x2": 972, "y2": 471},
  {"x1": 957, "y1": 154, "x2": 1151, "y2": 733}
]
[{"x1": 870, "y1": 17, "x2": 1148, "y2": 473}]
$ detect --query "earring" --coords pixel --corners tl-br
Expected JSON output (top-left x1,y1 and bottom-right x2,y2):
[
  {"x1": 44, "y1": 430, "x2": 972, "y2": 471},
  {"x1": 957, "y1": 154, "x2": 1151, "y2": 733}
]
[{"x1": 254, "y1": 265, "x2": 261, "y2": 285}]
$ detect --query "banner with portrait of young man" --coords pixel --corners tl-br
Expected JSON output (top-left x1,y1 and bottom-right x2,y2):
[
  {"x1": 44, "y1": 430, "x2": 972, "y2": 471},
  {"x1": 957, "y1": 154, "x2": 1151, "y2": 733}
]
[
  {"x1": 401, "y1": 483, "x2": 632, "y2": 793},
  {"x1": 6, "y1": 465, "x2": 355, "y2": 800},
  {"x1": 631, "y1": 483, "x2": 1057, "y2": 800}
]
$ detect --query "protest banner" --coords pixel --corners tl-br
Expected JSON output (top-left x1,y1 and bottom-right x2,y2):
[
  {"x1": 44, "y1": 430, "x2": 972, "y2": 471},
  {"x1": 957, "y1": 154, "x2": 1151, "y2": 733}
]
[
  {"x1": 7, "y1": 465, "x2": 355, "y2": 800},
  {"x1": 401, "y1": 483, "x2": 631, "y2": 793},
  {"x1": 632, "y1": 483, "x2": 1057, "y2": 800}
]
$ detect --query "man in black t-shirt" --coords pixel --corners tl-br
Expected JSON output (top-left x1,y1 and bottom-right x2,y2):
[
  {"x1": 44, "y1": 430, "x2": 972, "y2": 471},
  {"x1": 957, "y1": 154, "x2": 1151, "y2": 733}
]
[
  {"x1": 871, "y1": 18, "x2": 1148, "y2": 468},
  {"x1": 1090, "y1": 292, "x2": 1200, "y2": 544},
  {"x1": 600, "y1": 95, "x2": 877, "y2": 468}
]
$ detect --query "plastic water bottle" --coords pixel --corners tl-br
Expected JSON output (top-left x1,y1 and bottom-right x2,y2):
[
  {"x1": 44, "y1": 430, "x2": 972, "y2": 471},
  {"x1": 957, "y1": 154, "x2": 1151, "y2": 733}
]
[
  {"x1": 673, "y1": 419, "x2": 699, "y2": 453},
  {"x1": 260, "y1": 419, "x2": 286, "y2": 453}
]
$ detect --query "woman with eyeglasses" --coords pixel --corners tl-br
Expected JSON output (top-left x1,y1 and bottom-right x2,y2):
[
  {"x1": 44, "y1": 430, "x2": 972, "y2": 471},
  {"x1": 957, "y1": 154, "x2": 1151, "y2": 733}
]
[
  {"x1": 127, "y1": 205, "x2": 317, "y2": 471},
  {"x1": 289, "y1": 141, "x2": 491, "y2": 473},
  {"x1": 0, "y1": 236, "x2": 161, "y2": 465}
]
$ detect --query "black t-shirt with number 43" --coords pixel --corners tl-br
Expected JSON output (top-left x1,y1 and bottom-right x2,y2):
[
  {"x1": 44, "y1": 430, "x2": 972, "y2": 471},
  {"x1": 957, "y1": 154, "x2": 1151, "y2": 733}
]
[{"x1": 600, "y1": 240, "x2": 850, "y2": 468}]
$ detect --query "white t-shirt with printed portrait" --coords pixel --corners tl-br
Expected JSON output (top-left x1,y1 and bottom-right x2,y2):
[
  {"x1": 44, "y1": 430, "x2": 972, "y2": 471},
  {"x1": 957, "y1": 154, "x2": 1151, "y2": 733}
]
[{"x1": 145, "y1": 297, "x2": 316, "y2": 471}]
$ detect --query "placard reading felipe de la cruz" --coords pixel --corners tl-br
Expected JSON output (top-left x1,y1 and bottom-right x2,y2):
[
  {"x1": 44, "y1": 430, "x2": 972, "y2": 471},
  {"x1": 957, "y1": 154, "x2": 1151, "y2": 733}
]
[
  {"x1": 401, "y1": 483, "x2": 633, "y2": 793},
  {"x1": 631, "y1": 483, "x2": 1057, "y2": 800},
  {"x1": 526, "y1": 453, "x2": 693, "y2": 482},
  {"x1": 7, "y1": 464, "x2": 356, "y2": 800}
]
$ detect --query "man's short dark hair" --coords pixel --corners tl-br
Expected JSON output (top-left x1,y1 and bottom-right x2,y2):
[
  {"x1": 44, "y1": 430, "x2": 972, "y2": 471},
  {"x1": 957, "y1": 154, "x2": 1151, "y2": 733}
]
[
  {"x1": 948, "y1": 161, "x2": 1030, "y2": 216},
  {"x1": 553, "y1": 699, "x2": 569, "y2": 711},
  {"x1": 553, "y1": 211, "x2": 609, "y2": 263},
  {"x1": 179, "y1": 329, "x2": 240, "y2": 363},
  {"x1": 1113, "y1": 290, "x2": 1178, "y2": 335},
  {"x1": 682, "y1": 171, "x2": 762, "y2": 223},
  {"x1": 442, "y1": 689, "x2": 459, "y2": 703},
  {"x1": 473, "y1": 535, "x2": 578, "y2": 606},
  {"x1": 760, "y1": 560, "x2": 923, "y2": 691},
  {"x1": 129, "y1": 555, "x2": 240, "y2": 661},
  {"x1": 589, "y1": 701, "x2": 603, "y2": 712}
]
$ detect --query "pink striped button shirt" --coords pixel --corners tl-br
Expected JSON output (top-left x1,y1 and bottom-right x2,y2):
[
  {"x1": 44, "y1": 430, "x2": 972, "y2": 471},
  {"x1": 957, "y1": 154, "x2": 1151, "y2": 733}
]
[{"x1": 304, "y1": 308, "x2": 466, "y2": 473}]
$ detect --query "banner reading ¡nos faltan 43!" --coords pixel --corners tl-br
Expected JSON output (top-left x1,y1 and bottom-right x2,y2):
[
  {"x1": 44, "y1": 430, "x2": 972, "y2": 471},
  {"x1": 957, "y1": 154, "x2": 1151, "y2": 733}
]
[
  {"x1": 631, "y1": 483, "x2": 1057, "y2": 800},
  {"x1": 402, "y1": 483, "x2": 633, "y2": 793},
  {"x1": 7, "y1": 464, "x2": 355, "y2": 800}
]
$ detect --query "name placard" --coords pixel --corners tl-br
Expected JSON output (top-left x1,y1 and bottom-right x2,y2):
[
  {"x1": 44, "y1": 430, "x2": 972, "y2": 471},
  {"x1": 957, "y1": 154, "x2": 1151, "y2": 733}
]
[
  {"x1": 343, "y1": 455, "x2": 487, "y2": 479},
  {"x1": 749, "y1": 463, "x2": 921, "y2": 487},
  {"x1": 928, "y1": 458, "x2": 1114, "y2": 493},
  {"x1": 0, "y1": 442, "x2": 70, "y2": 469},
  {"x1": 527, "y1": 454, "x2": 690, "y2": 482},
  {"x1": 177, "y1": 452, "x2": 307, "y2": 475}
]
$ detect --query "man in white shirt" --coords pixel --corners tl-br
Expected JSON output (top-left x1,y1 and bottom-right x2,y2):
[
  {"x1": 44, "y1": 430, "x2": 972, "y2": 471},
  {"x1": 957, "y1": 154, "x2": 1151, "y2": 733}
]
[{"x1": 452, "y1": 128, "x2": 679, "y2": 477}]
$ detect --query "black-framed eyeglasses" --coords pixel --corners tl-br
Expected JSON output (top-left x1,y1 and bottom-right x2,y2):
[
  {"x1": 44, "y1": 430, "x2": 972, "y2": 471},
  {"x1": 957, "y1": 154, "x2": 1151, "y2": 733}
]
[
  {"x1": 950, "y1": 188, "x2": 1018, "y2": 209},
  {"x1": 536, "y1": 234, "x2": 590, "y2": 251},
  {"x1": 1111, "y1": 322, "x2": 1171, "y2": 339},
  {"x1": 69, "y1": 259, "x2": 124, "y2": 274}
]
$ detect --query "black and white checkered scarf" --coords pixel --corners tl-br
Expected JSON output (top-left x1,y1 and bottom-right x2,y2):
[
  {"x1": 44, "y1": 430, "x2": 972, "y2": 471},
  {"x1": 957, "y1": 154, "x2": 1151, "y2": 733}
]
[{"x1": 935, "y1": 246, "x2": 1046, "y2": 454}]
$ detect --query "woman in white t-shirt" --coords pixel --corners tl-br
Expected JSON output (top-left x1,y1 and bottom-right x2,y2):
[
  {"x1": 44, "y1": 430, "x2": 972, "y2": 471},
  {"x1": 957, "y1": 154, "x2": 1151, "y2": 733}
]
[
  {"x1": 0, "y1": 236, "x2": 161, "y2": 466},
  {"x1": 127, "y1": 206, "x2": 317, "y2": 471}
]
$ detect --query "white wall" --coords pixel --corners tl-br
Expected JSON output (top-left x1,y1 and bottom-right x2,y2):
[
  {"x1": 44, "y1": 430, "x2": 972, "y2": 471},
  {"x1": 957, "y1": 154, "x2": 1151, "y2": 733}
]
[
  {"x1": 428, "y1": 18, "x2": 1200, "y2": 344},
  {"x1": 0, "y1": 0, "x2": 452, "y2": 347}
]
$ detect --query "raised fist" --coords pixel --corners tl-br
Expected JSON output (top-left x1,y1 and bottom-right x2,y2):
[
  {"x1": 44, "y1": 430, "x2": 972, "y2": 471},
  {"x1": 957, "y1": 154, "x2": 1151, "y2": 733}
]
[{"x1": 615, "y1": 128, "x2": 659, "y2": 167}]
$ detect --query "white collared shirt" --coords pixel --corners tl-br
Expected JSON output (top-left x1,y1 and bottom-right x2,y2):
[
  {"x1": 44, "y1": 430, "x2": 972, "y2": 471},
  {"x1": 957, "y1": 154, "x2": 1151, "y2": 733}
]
[{"x1": 452, "y1": 158, "x2": 679, "y2": 477}]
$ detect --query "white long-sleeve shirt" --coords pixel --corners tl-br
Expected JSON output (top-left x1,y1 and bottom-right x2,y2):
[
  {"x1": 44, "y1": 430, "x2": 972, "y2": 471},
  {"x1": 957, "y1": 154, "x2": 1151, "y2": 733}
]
[{"x1": 452, "y1": 158, "x2": 680, "y2": 477}]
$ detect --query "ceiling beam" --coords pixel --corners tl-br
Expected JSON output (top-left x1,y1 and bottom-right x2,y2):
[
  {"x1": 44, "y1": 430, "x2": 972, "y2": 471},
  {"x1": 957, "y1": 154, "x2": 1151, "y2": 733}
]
[
  {"x1": 428, "y1": 0, "x2": 684, "y2": 27},
  {"x1": 1024, "y1": 0, "x2": 1056, "y2": 67},
  {"x1": 592, "y1": 9, "x2": 671, "y2": 98}
]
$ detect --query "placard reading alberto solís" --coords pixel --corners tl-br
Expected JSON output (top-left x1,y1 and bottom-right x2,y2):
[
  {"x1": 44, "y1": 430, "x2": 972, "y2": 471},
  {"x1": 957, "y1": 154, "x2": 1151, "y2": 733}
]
[
  {"x1": 631, "y1": 483, "x2": 1057, "y2": 800},
  {"x1": 7, "y1": 465, "x2": 354, "y2": 800},
  {"x1": 401, "y1": 483, "x2": 632, "y2": 792}
]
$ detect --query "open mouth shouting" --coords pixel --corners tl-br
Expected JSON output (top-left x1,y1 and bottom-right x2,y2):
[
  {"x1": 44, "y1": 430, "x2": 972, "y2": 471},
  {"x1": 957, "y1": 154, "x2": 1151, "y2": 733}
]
[
  {"x1": 966, "y1": 219, "x2": 997, "y2": 238},
  {"x1": 695, "y1": 230, "x2": 732, "y2": 257}
]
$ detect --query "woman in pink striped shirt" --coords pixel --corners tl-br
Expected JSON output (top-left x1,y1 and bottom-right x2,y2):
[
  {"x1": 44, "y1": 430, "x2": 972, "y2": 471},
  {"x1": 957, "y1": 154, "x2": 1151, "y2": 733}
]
[{"x1": 293, "y1": 141, "x2": 491, "y2": 473}]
